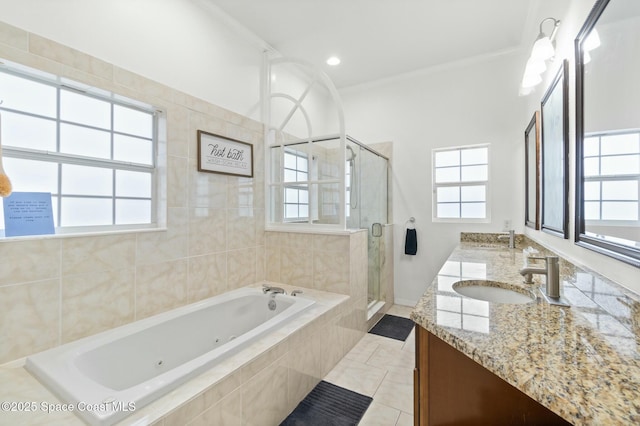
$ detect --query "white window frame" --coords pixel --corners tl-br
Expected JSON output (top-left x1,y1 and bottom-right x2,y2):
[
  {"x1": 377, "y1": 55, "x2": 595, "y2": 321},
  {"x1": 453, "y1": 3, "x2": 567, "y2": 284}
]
[
  {"x1": 0, "y1": 63, "x2": 161, "y2": 237},
  {"x1": 583, "y1": 130, "x2": 640, "y2": 226},
  {"x1": 432, "y1": 144, "x2": 490, "y2": 223}
]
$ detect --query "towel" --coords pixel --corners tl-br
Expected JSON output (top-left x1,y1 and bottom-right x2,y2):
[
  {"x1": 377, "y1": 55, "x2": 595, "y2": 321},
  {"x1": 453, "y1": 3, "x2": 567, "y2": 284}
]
[{"x1": 405, "y1": 228, "x2": 417, "y2": 255}]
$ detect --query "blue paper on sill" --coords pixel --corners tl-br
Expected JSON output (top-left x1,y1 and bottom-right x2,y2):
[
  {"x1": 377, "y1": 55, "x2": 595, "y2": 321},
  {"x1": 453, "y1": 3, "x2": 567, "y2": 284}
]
[{"x1": 3, "y1": 192, "x2": 55, "y2": 237}]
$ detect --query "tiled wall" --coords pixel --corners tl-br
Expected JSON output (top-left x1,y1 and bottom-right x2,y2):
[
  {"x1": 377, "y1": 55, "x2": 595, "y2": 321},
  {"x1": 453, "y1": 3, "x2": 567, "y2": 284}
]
[
  {"x1": 0, "y1": 21, "x2": 266, "y2": 364},
  {"x1": 265, "y1": 230, "x2": 369, "y2": 340}
]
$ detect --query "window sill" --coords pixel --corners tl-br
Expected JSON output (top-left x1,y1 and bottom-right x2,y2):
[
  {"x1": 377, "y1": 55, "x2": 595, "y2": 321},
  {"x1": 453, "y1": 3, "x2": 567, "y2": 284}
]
[{"x1": 0, "y1": 225, "x2": 167, "y2": 243}]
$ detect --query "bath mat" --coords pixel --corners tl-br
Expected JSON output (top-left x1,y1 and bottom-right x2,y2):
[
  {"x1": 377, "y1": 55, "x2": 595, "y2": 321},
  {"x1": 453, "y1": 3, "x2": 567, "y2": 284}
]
[
  {"x1": 368, "y1": 314, "x2": 414, "y2": 341},
  {"x1": 280, "y1": 380, "x2": 372, "y2": 426}
]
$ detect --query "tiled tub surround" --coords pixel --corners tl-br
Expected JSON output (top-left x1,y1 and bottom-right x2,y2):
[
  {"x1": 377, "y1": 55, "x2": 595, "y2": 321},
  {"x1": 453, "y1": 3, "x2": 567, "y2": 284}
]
[
  {"x1": 411, "y1": 233, "x2": 640, "y2": 425},
  {"x1": 26, "y1": 287, "x2": 315, "y2": 425},
  {"x1": 1, "y1": 283, "x2": 361, "y2": 425}
]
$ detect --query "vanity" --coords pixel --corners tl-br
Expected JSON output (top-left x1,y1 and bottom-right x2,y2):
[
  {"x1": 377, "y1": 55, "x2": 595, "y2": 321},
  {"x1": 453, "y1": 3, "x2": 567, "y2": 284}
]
[{"x1": 411, "y1": 233, "x2": 640, "y2": 425}]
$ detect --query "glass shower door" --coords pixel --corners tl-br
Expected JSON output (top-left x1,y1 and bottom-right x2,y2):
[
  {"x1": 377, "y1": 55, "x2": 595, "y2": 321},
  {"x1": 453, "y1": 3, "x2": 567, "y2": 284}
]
[{"x1": 353, "y1": 143, "x2": 388, "y2": 308}]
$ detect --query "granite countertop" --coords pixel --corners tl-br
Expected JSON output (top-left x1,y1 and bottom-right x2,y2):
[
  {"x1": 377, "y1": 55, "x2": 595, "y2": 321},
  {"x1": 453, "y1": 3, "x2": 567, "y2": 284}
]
[{"x1": 410, "y1": 233, "x2": 640, "y2": 425}]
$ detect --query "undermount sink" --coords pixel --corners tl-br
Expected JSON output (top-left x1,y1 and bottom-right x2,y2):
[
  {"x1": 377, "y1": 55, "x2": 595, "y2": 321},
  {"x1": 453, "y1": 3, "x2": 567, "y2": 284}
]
[{"x1": 452, "y1": 280, "x2": 536, "y2": 304}]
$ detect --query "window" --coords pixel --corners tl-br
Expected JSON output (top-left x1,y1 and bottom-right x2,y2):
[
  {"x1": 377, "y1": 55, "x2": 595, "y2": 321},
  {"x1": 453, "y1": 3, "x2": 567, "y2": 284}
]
[
  {"x1": 283, "y1": 149, "x2": 309, "y2": 221},
  {"x1": 0, "y1": 66, "x2": 158, "y2": 235},
  {"x1": 583, "y1": 131, "x2": 640, "y2": 223},
  {"x1": 433, "y1": 144, "x2": 489, "y2": 221}
]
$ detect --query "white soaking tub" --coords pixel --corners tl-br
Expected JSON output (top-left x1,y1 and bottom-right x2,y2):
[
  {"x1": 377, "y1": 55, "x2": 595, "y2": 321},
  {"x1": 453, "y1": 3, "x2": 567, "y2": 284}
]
[{"x1": 25, "y1": 286, "x2": 314, "y2": 425}]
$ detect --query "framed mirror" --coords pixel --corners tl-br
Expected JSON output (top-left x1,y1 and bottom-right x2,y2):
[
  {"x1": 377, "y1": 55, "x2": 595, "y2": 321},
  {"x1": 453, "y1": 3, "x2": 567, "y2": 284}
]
[
  {"x1": 541, "y1": 60, "x2": 569, "y2": 238},
  {"x1": 525, "y1": 111, "x2": 541, "y2": 229},
  {"x1": 575, "y1": 0, "x2": 640, "y2": 267}
]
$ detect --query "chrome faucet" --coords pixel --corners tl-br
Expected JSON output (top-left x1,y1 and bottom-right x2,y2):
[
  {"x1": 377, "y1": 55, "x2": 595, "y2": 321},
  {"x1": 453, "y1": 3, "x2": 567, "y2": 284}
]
[
  {"x1": 262, "y1": 284, "x2": 286, "y2": 295},
  {"x1": 498, "y1": 230, "x2": 516, "y2": 249},
  {"x1": 519, "y1": 256, "x2": 569, "y2": 306}
]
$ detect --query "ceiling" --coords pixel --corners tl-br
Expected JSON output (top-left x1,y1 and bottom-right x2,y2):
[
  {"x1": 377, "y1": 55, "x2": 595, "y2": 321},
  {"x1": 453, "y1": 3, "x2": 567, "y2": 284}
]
[{"x1": 204, "y1": 0, "x2": 543, "y2": 89}]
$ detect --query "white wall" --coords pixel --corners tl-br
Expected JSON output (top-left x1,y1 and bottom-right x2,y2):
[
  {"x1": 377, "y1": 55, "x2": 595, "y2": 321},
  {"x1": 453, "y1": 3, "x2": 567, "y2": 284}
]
[
  {"x1": 341, "y1": 52, "x2": 527, "y2": 305},
  {"x1": 519, "y1": 0, "x2": 640, "y2": 294},
  {"x1": 341, "y1": 0, "x2": 640, "y2": 305},
  {"x1": 0, "y1": 0, "x2": 265, "y2": 118}
]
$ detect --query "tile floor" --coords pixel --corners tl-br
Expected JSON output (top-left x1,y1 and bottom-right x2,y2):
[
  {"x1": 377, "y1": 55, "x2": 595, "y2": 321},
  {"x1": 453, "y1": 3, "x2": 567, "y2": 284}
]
[{"x1": 323, "y1": 305, "x2": 415, "y2": 426}]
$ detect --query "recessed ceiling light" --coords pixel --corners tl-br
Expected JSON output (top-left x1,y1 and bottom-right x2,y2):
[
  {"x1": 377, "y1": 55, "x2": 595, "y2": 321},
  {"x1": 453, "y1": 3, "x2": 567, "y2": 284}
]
[{"x1": 326, "y1": 56, "x2": 341, "y2": 66}]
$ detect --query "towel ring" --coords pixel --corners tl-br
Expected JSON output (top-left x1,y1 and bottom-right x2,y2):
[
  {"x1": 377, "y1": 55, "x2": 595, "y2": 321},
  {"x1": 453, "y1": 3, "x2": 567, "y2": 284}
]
[{"x1": 405, "y1": 217, "x2": 415, "y2": 229}]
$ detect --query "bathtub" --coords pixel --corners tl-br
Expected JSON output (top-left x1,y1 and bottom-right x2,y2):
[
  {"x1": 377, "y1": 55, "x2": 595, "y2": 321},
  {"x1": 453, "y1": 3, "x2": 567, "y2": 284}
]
[{"x1": 25, "y1": 286, "x2": 314, "y2": 425}]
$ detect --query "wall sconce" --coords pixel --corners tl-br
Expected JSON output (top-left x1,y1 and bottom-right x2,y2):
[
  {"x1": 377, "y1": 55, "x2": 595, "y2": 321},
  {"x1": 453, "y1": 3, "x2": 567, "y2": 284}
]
[{"x1": 520, "y1": 17, "x2": 561, "y2": 94}]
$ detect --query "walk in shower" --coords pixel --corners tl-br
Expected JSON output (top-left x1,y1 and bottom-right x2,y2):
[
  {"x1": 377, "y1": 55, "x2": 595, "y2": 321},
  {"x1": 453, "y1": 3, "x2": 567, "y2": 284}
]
[
  {"x1": 267, "y1": 134, "x2": 389, "y2": 314},
  {"x1": 264, "y1": 56, "x2": 391, "y2": 318}
]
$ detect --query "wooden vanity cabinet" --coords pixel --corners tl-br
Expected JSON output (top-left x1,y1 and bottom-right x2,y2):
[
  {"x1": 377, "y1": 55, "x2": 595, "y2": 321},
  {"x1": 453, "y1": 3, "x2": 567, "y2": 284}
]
[{"x1": 414, "y1": 325, "x2": 570, "y2": 425}]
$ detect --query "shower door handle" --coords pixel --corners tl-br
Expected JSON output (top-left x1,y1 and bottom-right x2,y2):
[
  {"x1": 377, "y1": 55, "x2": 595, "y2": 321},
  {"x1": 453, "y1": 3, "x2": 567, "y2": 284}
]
[{"x1": 372, "y1": 223, "x2": 383, "y2": 237}]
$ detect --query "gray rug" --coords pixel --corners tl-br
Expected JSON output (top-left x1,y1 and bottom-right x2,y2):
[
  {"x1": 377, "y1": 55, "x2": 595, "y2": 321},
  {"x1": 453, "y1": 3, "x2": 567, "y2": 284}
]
[
  {"x1": 280, "y1": 380, "x2": 372, "y2": 425},
  {"x1": 368, "y1": 314, "x2": 414, "y2": 341}
]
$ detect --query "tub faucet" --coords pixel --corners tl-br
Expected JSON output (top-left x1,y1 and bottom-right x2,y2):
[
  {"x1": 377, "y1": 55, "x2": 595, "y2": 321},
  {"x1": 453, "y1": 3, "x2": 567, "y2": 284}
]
[
  {"x1": 262, "y1": 284, "x2": 286, "y2": 295},
  {"x1": 498, "y1": 230, "x2": 516, "y2": 248},
  {"x1": 519, "y1": 256, "x2": 569, "y2": 306}
]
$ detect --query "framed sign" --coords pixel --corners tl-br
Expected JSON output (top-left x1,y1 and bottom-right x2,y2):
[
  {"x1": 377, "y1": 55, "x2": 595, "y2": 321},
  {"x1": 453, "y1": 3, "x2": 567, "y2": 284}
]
[{"x1": 197, "y1": 130, "x2": 253, "y2": 177}]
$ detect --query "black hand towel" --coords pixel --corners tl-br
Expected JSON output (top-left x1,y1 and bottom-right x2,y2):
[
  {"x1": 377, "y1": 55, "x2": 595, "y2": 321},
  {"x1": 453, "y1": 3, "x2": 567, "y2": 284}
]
[{"x1": 405, "y1": 228, "x2": 417, "y2": 255}]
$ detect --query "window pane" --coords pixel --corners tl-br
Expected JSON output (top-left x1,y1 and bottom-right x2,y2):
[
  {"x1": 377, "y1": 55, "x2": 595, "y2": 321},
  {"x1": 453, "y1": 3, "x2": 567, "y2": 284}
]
[
  {"x1": 1, "y1": 112, "x2": 56, "y2": 151},
  {"x1": 461, "y1": 165, "x2": 488, "y2": 182},
  {"x1": 60, "y1": 123, "x2": 111, "y2": 159},
  {"x1": 461, "y1": 148, "x2": 487, "y2": 165},
  {"x1": 584, "y1": 181, "x2": 600, "y2": 200},
  {"x1": 437, "y1": 203, "x2": 459, "y2": 218},
  {"x1": 299, "y1": 189, "x2": 309, "y2": 203},
  {"x1": 0, "y1": 72, "x2": 56, "y2": 117},
  {"x1": 435, "y1": 150, "x2": 459, "y2": 167},
  {"x1": 284, "y1": 153, "x2": 297, "y2": 169},
  {"x1": 602, "y1": 180, "x2": 638, "y2": 200},
  {"x1": 461, "y1": 185, "x2": 486, "y2": 202},
  {"x1": 296, "y1": 171, "x2": 308, "y2": 182},
  {"x1": 61, "y1": 90, "x2": 111, "y2": 129},
  {"x1": 62, "y1": 164, "x2": 112, "y2": 196},
  {"x1": 437, "y1": 187, "x2": 460, "y2": 202},
  {"x1": 3, "y1": 158, "x2": 58, "y2": 193},
  {"x1": 284, "y1": 169, "x2": 296, "y2": 181},
  {"x1": 583, "y1": 157, "x2": 600, "y2": 176},
  {"x1": 116, "y1": 199, "x2": 151, "y2": 224},
  {"x1": 297, "y1": 156, "x2": 308, "y2": 171},
  {"x1": 601, "y1": 155, "x2": 639, "y2": 175},
  {"x1": 284, "y1": 204, "x2": 298, "y2": 218},
  {"x1": 61, "y1": 197, "x2": 112, "y2": 226},
  {"x1": 435, "y1": 166, "x2": 460, "y2": 183},
  {"x1": 461, "y1": 202, "x2": 485, "y2": 218},
  {"x1": 602, "y1": 202, "x2": 638, "y2": 220},
  {"x1": 584, "y1": 201, "x2": 600, "y2": 220},
  {"x1": 116, "y1": 170, "x2": 151, "y2": 198},
  {"x1": 601, "y1": 134, "x2": 639, "y2": 155},
  {"x1": 114, "y1": 105, "x2": 153, "y2": 138},
  {"x1": 583, "y1": 136, "x2": 600, "y2": 157},
  {"x1": 299, "y1": 204, "x2": 309, "y2": 218},
  {"x1": 114, "y1": 134, "x2": 153, "y2": 165},
  {"x1": 285, "y1": 188, "x2": 299, "y2": 203}
]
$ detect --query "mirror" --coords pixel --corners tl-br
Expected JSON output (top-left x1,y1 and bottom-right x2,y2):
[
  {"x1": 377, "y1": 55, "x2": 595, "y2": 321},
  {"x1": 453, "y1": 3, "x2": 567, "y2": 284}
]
[
  {"x1": 576, "y1": 0, "x2": 640, "y2": 267},
  {"x1": 541, "y1": 60, "x2": 569, "y2": 238},
  {"x1": 524, "y1": 111, "x2": 540, "y2": 229},
  {"x1": 525, "y1": 111, "x2": 541, "y2": 230}
]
